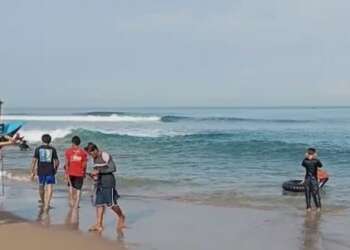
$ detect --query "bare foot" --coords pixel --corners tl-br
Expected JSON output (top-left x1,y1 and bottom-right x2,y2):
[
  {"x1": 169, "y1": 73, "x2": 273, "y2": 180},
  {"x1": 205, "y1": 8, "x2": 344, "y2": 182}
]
[
  {"x1": 316, "y1": 208, "x2": 321, "y2": 213},
  {"x1": 116, "y1": 228, "x2": 125, "y2": 239},
  {"x1": 306, "y1": 208, "x2": 312, "y2": 213},
  {"x1": 117, "y1": 215, "x2": 126, "y2": 230},
  {"x1": 89, "y1": 224, "x2": 103, "y2": 233}
]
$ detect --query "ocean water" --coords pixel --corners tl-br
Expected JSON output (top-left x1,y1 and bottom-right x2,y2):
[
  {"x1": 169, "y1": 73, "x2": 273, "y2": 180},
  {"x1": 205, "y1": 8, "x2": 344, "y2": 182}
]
[{"x1": 1, "y1": 107, "x2": 350, "y2": 210}]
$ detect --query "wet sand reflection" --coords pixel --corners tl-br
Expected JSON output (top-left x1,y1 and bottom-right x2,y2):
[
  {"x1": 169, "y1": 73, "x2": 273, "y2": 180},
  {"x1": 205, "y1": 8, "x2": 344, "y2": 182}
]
[{"x1": 301, "y1": 212, "x2": 322, "y2": 250}]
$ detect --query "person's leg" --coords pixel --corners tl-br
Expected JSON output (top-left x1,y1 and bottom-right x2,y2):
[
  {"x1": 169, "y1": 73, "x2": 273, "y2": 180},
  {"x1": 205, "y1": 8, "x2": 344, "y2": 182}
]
[
  {"x1": 311, "y1": 179, "x2": 321, "y2": 211},
  {"x1": 304, "y1": 180, "x2": 312, "y2": 211},
  {"x1": 89, "y1": 206, "x2": 105, "y2": 232},
  {"x1": 74, "y1": 189, "x2": 81, "y2": 208},
  {"x1": 89, "y1": 187, "x2": 105, "y2": 232},
  {"x1": 39, "y1": 185, "x2": 45, "y2": 204},
  {"x1": 109, "y1": 188, "x2": 125, "y2": 229},
  {"x1": 73, "y1": 177, "x2": 84, "y2": 208},
  {"x1": 44, "y1": 184, "x2": 53, "y2": 211},
  {"x1": 111, "y1": 205, "x2": 126, "y2": 229},
  {"x1": 38, "y1": 176, "x2": 45, "y2": 204},
  {"x1": 67, "y1": 176, "x2": 74, "y2": 207},
  {"x1": 68, "y1": 186, "x2": 74, "y2": 207},
  {"x1": 97, "y1": 206, "x2": 105, "y2": 229}
]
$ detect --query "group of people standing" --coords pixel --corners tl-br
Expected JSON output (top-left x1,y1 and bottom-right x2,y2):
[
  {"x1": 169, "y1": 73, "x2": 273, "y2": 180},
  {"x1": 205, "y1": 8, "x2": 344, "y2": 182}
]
[
  {"x1": 29, "y1": 134, "x2": 126, "y2": 232},
  {"x1": 1, "y1": 132, "x2": 327, "y2": 233}
]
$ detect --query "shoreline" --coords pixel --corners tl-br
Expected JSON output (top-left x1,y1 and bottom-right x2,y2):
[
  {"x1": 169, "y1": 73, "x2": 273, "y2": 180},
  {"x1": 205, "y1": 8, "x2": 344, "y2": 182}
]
[
  {"x1": 1, "y1": 178, "x2": 350, "y2": 250},
  {"x1": 0, "y1": 210, "x2": 128, "y2": 250},
  {"x1": 2, "y1": 189, "x2": 350, "y2": 250}
]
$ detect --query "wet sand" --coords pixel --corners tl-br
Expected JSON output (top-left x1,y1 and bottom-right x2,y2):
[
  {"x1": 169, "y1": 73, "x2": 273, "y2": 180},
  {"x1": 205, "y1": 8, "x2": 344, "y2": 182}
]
[
  {"x1": 0, "y1": 211, "x2": 125, "y2": 250},
  {"x1": 1, "y1": 181, "x2": 350, "y2": 250}
]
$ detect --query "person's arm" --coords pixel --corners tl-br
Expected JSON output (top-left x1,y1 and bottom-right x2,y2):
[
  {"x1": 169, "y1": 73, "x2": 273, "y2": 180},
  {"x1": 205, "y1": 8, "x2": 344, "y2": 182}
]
[
  {"x1": 82, "y1": 152, "x2": 88, "y2": 176},
  {"x1": 317, "y1": 159, "x2": 323, "y2": 168},
  {"x1": 0, "y1": 141, "x2": 13, "y2": 147},
  {"x1": 301, "y1": 159, "x2": 306, "y2": 168},
  {"x1": 30, "y1": 148, "x2": 39, "y2": 181},
  {"x1": 96, "y1": 152, "x2": 116, "y2": 174},
  {"x1": 64, "y1": 150, "x2": 69, "y2": 173},
  {"x1": 30, "y1": 158, "x2": 38, "y2": 179},
  {"x1": 64, "y1": 157, "x2": 69, "y2": 174},
  {"x1": 64, "y1": 150, "x2": 70, "y2": 182},
  {"x1": 0, "y1": 134, "x2": 21, "y2": 147},
  {"x1": 31, "y1": 147, "x2": 39, "y2": 178},
  {"x1": 53, "y1": 148, "x2": 60, "y2": 172}
]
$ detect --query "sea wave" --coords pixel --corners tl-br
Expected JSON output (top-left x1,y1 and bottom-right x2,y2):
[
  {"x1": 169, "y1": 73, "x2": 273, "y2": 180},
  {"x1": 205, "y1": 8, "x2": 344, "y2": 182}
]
[
  {"x1": 161, "y1": 115, "x2": 312, "y2": 123},
  {"x1": 4, "y1": 114, "x2": 161, "y2": 123},
  {"x1": 20, "y1": 127, "x2": 189, "y2": 142},
  {"x1": 21, "y1": 128, "x2": 73, "y2": 142},
  {"x1": 0, "y1": 170, "x2": 31, "y2": 182},
  {"x1": 4, "y1": 113, "x2": 312, "y2": 124},
  {"x1": 74, "y1": 111, "x2": 128, "y2": 116}
]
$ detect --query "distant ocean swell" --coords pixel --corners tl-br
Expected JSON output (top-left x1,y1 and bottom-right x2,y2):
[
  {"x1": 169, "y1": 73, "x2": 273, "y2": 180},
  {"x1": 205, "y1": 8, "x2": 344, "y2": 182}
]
[
  {"x1": 20, "y1": 127, "x2": 311, "y2": 152},
  {"x1": 19, "y1": 127, "x2": 350, "y2": 157},
  {"x1": 160, "y1": 115, "x2": 312, "y2": 123},
  {"x1": 4, "y1": 113, "x2": 312, "y2": 124}
]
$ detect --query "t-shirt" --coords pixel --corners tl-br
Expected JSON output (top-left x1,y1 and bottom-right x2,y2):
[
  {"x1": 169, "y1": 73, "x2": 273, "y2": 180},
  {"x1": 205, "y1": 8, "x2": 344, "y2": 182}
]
[
  {"x1": 93, "y1": 152, "x2": 116, "y2": 188},
  {"x1": 302, "y1": 158, "x2": 323, "y2": 179},
  {"x1": 34, "y1": 145, "x2": 58, "y2": 176},
  {"x1": 65, "y1": 147, "x2": 88, "y2": 177}
]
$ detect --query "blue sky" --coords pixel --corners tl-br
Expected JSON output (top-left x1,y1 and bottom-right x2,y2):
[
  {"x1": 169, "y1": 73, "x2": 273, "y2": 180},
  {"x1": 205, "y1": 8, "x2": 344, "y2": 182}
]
[{"x1": 0, "y1": 1, "x2": 349, "y2": 107}]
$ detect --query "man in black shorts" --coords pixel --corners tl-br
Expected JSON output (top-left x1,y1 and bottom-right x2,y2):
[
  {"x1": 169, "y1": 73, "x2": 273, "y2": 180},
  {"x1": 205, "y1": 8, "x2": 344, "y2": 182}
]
[
  {"x1": 85, "y1": 143, "x2": 126, "y2": 232},
  {"x1": 64, "y1": 136, "x2": 88, "y2": 208}
]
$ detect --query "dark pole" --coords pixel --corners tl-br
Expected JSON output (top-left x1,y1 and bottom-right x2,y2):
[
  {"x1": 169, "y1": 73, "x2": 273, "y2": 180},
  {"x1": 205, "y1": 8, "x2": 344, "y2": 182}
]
[
  {"x1": 0, "y1": 151, "x2": 3, "y2": 197},
  {"x1": 0, "y1": 100, "x2": 4, "y2": 197},
  {"x1": 0, "y1": 100, "x2": 3, "y2": 124}
]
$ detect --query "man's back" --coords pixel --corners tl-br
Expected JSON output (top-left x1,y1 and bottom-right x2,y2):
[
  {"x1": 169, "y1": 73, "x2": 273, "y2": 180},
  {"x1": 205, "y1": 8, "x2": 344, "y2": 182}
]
[
  {"x1": 65, "y1": 146, "x2": 88, "y2": 177},
  {"x1": 34, "y1": 144, "x2": 58, "y2": 176}
]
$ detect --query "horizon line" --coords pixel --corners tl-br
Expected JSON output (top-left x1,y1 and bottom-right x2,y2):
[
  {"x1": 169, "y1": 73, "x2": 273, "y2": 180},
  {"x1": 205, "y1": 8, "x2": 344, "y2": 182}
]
[{"x1": 4, "y1": 105, "x2": 350, "y2": 110}]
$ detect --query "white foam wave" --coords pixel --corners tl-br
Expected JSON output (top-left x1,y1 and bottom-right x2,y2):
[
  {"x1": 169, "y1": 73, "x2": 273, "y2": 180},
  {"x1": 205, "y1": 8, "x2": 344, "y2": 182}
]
[
  {"x1": 0, "y1": 171, "x2": 31, "y2": 182},
  {"x1": 4, "y1": 114, "x2": 161, "y2": 123},
  {"x1": 95, "y1": 128, "x2": 189, "y2": 138},
  {"x1": 21, "y1": 128, "x2": 73, "y2": 142}
]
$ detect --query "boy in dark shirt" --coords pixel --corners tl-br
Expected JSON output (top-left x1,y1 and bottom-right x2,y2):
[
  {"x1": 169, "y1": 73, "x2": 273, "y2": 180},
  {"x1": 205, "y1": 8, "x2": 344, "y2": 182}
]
[
  {"x1": 30, "y1": 134, "x2": 59, "y2": 211},
  {"x1": 302, "y1": 148, "x2": 323, "y2": 212}
]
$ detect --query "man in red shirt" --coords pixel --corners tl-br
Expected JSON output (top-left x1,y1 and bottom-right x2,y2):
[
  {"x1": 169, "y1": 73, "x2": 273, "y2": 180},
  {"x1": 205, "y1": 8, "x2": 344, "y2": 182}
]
[{"x1": 64, "y1": 136, "x2": 88, "y2": 208}]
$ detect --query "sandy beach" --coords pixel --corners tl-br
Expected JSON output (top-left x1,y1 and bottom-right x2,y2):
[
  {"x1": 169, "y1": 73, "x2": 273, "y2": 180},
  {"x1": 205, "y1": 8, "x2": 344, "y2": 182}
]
[
  {"x1": 0, "y1": 211, "x2": 126, "y2": 250},
  {"x1": 1, "y1": 178, "x2": 350, "y2": 250}
]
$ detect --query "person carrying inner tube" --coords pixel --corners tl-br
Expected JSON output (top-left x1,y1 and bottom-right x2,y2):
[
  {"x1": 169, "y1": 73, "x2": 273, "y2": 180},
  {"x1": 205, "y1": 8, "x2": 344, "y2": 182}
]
[{"x1": 302, "y1": 148, "x2": 323, "y2": 212}]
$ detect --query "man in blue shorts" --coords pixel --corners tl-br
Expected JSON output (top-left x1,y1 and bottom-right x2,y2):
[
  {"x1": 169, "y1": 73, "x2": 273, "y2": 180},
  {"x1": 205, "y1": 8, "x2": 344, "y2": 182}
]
[{"x1": 30, "y1": 134, "x2": 59, "y2": 211}]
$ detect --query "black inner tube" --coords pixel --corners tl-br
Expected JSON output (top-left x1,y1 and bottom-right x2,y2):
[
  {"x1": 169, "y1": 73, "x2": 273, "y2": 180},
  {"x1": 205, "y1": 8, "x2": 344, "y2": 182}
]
[
  {"x1": 283, "y1": 180, "x2": 305, "y2": 192},
  {"x1": 282, "y1": 179, "x2": 328, "y2": 193}
]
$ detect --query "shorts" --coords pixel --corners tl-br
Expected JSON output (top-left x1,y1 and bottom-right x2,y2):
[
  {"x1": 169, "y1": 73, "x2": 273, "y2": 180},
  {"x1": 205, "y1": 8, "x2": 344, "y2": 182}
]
[
  {"x1": 38, "y1": 175, "x2": 56, "y2": 186},
  {"x1": 68, "y1": 176, "x2": 84, "y2": 190},
  {"x1": 92, "y1": 187, "x2": 120, "y2": 207}
]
